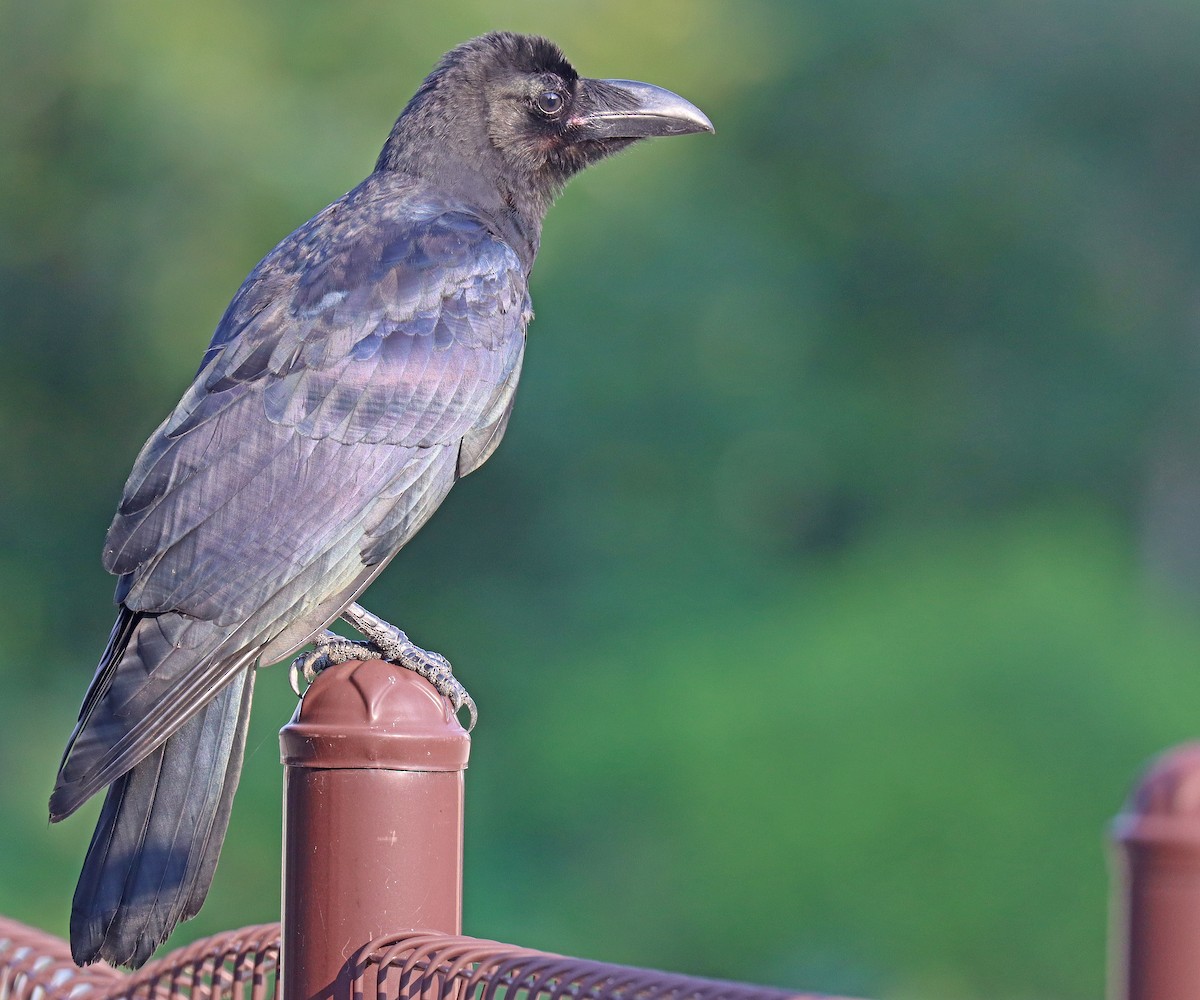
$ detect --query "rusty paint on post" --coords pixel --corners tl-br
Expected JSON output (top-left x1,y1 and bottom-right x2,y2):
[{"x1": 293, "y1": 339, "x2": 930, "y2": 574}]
[
  {"x1": 279, "y1": 659, "x2": 469, "y2": 1000},
  {"x1": 1111, "y1": 743, "x2": 1200, "y2": 1000}
]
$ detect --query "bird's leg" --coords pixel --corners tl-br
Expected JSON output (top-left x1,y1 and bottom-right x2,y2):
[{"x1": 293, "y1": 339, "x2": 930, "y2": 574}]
[{"x1": 289, "y1": 602, "x2": 476, "y2": 731}]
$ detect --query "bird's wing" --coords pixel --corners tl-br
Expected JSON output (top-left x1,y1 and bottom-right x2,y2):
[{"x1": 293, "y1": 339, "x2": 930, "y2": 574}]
[
  {"x1": 59, "y1": 190, "x2": 528, "y2": 805},
  {"x1": 108, "y1": 201, "x2": 528, "y2": 622}
]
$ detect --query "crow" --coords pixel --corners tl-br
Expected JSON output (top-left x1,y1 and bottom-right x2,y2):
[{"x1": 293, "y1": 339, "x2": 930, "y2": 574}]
[{"x1": 48, "y1": 32, "x2": 711, "y2": 969}]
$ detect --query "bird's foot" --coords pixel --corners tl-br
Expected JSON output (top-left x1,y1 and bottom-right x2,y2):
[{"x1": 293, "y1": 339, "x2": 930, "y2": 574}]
[
  {"x1": 289, "y1": 631, "x2": 376, "y2": 694},
  {"x1": 341, "y1": 603, "x2": 477, "y2": 732},
  {"x1": 289, "y1": 606, "x2": 477, "y2": 732}
]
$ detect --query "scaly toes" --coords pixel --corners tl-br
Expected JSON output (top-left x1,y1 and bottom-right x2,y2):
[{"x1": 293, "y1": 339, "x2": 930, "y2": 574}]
[
  {"x1": 289, "y1": 632, "x2": 376, "y2": 694},
  {"x1": 435, "y1": 673, "x2": 478, "y2": 732},
  {"x1": 401, "y1": 648, "x2": 477, "y2": 731},
  {"x1": 289, "y1": 621, "x2": 477, "y2": 729}
]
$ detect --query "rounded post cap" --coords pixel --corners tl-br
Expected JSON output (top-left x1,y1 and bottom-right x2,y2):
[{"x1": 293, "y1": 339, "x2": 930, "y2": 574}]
[
  {"x1": 1114, "y1": 743, "x2": 1200, "y2": 849},
  {"x1": 280, "y1": 659, "x2": 470, "y2": 771}
]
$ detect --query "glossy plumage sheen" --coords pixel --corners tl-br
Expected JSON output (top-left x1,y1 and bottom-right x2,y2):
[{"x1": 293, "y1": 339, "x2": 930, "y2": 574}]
[{"x1": 49, "y1": 31, "x2": 711, "y2": 969}]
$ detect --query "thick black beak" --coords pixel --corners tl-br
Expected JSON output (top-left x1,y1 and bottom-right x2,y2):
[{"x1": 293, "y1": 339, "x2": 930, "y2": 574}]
[{"x1": 574, "y1": 79, "x2": 714, "y2": 139}]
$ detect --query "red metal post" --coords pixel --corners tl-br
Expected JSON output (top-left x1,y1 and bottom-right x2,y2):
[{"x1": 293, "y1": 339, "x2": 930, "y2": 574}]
[
  {"x1": 279, "y1": 659, "x2": 470, "y2": 1000},
  {"x1": 1111, "y1": 743, "x2": 1200, "y2": 1000}
]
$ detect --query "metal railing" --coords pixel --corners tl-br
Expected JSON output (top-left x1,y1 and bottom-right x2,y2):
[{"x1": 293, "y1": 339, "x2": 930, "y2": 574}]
[
  {"x1": 0, "y1": 918, "x2": 278, "y2": 1000},
  {"x1": 5, "y1": 657, "x2": 1199, "y2": 1000},
  {"x1": 0, "y1": 918, "x2": 845, "y2": 1000}
]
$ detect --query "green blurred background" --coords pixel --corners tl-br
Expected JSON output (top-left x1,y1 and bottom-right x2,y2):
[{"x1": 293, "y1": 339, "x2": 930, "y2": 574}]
[{"x1": 4, "y1": 1, "x2": 1200, "y2": 997}]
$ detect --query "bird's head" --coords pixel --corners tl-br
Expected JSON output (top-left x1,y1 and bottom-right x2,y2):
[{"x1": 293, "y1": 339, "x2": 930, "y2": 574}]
[{"x1": 377, "y1": 33, "x2": 713, "y2": 228}]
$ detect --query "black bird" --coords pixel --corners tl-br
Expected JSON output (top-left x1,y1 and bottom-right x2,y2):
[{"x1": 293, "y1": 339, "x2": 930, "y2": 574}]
[{"x1": 49, "y1": 32, "x2": 711, "y2": 969}]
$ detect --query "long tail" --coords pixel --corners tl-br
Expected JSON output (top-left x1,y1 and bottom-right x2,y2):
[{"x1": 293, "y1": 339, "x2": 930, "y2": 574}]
[{"x1": 69, "y1": 667, "x2": 255, "y2": 968}]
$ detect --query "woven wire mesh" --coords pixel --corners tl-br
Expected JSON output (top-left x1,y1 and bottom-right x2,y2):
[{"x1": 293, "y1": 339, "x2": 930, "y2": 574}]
[
  {"x1": 354, "y1": 932, "x2": 854, "y2": 1000},
  {"x1": 0, "y1": 918, "x2": 278, "y2": 1000},
  {"x1": 0, "y1": 920, "x2": 853, "y2": 1000}
]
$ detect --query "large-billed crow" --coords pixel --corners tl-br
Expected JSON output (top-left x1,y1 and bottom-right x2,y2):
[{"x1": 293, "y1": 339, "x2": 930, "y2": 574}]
[{"x1": 49, "y1": 32, "x2": 711, "y2": 969}]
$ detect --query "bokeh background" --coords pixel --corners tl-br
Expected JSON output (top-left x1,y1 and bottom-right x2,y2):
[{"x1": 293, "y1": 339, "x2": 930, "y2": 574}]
[{"x1": 4, "y1": 1, "x2": 1200, "y2": 997}]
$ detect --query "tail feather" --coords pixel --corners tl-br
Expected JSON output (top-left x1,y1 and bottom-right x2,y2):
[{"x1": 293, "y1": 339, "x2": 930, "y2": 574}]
[
  {"x1": 181, "y1": 667, "x2": 255, "y2": 921},
  {"x1": 51, "y1": 609, "x2": 259, "y2": 822},
  {"x1": 69, "y1": 668, "x2": 255, "y2": 968}
]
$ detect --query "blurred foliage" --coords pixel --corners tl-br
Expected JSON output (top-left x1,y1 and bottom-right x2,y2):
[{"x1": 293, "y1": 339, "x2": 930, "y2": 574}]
[{"x1": 4, "y1": 1, "x2": 1200, "y2": 998}]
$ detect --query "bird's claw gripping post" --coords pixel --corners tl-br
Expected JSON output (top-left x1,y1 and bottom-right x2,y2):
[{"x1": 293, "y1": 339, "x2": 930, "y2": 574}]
[
  {"x1": 289, "y1": 633, "x2": 365, "y2": 695},
  {"x1": 289, "y1": 603, "x2": 477, "y2": 731}
]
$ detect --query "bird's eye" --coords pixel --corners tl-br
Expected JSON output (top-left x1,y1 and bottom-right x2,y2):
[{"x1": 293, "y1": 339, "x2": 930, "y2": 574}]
[{"x1": 535, "y1": 90, "x2": 564, "y2": 116}]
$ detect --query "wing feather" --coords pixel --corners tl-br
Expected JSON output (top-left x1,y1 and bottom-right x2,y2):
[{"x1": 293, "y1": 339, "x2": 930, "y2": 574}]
[{"x1": 59, "y1": 175, "x2": 530, "y2": 813}]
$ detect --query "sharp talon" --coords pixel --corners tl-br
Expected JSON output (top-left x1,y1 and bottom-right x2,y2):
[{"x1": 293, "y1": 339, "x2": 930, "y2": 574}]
[
  {"x1": 288, "y1": 631, "x2": 372, "y2": 696},
  {"x1": 458, "y1": 694, "x2": 478, "y2": 733}
]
